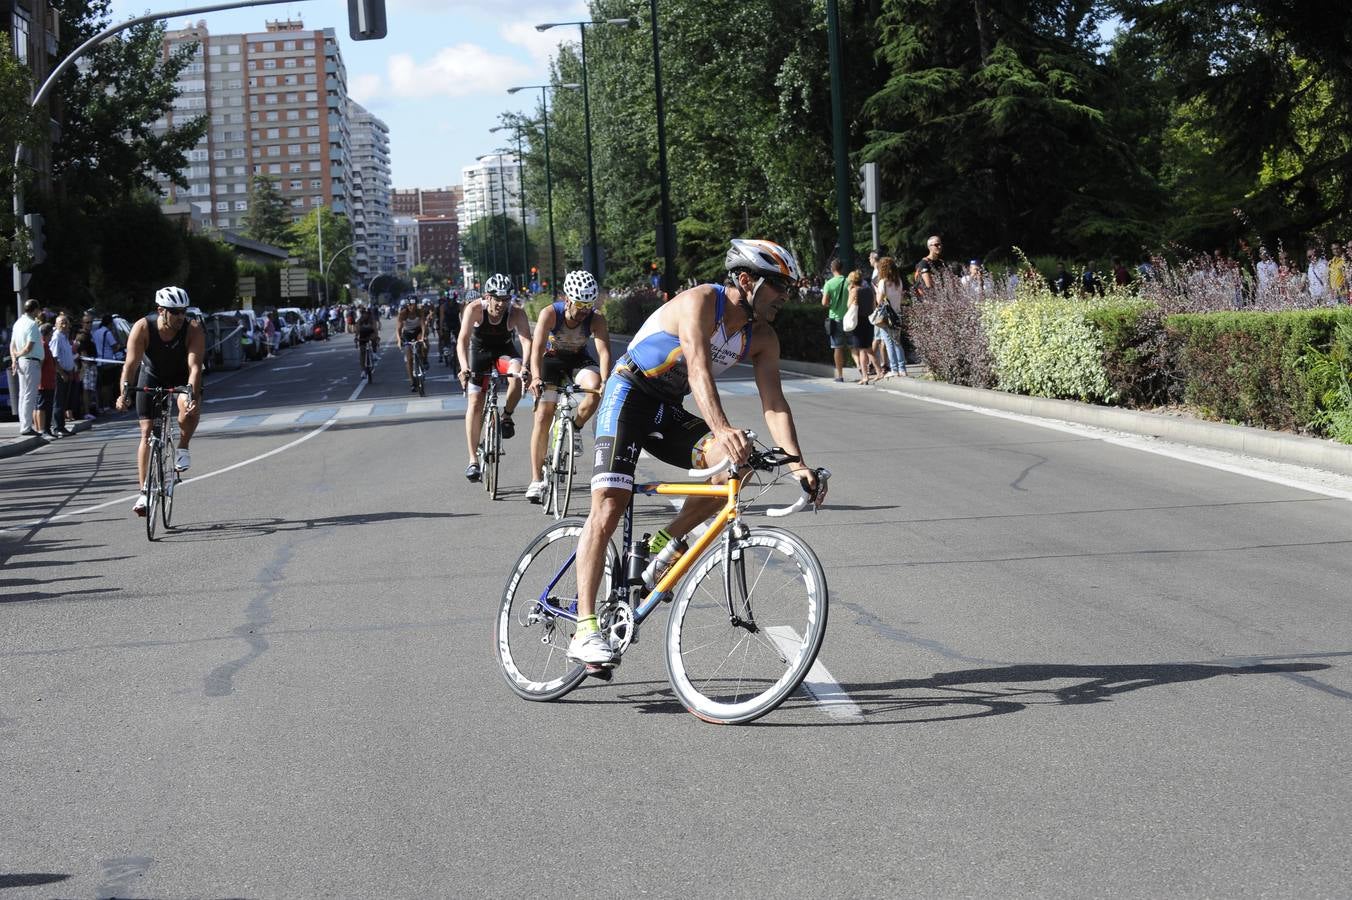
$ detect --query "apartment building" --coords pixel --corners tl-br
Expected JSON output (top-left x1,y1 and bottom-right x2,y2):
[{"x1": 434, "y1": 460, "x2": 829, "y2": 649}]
[
  {"x1": 153, "y1": 18, "x2": 353, "y2": 232},
  {"x1": 348, "y1": 98, "x2": 393, "y2": 285},
  {"x1": 6, "y1": 0, "x2": 62, "y2": 191},
  {"x1": 392, "y1": 186, "x2": 461, "y2": 218},
  {"x1": 457, "y1": 154, "x2": 534, "y2": 232}
]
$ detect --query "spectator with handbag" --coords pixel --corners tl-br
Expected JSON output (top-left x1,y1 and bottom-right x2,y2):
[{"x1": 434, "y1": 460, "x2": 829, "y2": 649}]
[
  {"x1": 845, "y1": 269, "x2": 880, "y2": 384},
  {"x1": 872, "y1": 256, "x2": 908, "y2": 377}
]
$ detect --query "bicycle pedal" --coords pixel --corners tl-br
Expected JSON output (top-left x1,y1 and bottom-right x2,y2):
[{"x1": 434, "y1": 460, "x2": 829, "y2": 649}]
[{"x1": 584, "y1": 664, "x2": 614, "y2": 681}]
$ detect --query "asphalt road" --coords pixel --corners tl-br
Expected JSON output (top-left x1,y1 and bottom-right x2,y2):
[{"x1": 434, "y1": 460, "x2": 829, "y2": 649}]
[{"x1": 3, "y1": 331, "x2": 1351, "y2": 898}]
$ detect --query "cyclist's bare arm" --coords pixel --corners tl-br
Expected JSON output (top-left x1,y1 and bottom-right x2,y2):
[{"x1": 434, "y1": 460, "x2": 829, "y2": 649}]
[
  {"x1": 185, "y1": 321, "x2": 205, "y2": 410},
  {"x1": 529, "y1": 304, "x2": 557, "y2": 396},
  {"x1": 114, "y1": 320, "x2": 149, "y2": 411},
  {"x1": 456, "y1": 302, "x2": 481, "y2": 378},
  {"x1": 590, "y1": 312, "x2": 612, "y2": 381},
  {"x1": 750, "y1": 326, "x2": 815, "y2": 486},
  {"x1": 675, "y1": 287, "x2": 747, "y2": 466},
  {"x1": 510, "y1": 306, "x2": 534, "y2": 369}
]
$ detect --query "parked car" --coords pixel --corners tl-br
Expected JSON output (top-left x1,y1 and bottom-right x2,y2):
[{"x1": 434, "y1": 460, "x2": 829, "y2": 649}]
[
  {"x1": 276, "y1": 307, "x2": 307, "y2": 347},
  {"x1": 230, "y1": 311, "x2": 267, "y2": 360}
]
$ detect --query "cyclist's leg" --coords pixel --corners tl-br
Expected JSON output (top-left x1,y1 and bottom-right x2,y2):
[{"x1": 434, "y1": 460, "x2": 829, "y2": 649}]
[
  {"x1": 532, "y1": 353, "x2": 568, "y2": 482},
  {"x1": 464, "y1": 348, "x2": 493, "y2": 464},
  {"x1": 574, "y1": 364, "x2": 603, "y2": 428},
  {"x1": 402, "y1": 342, "x2": 414, "y2": 384},
  {"x1": 133, "y1": 379, "x2": 157, "y2": 488},
  {"x1": 176, "y1": 390, "x2": 201, "y2": 449},
  {"x1": 498, "y1": 355, "x2": 524, "y2": 438}
]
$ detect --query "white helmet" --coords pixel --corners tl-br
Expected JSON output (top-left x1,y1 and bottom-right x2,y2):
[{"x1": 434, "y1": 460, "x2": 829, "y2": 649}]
[
  {"x1": 155, "y1": 285, "x2": 190, "y2": 309},
  {"x1": 485, "y1": 274, "x2": 514, "y2": 298},
  {"x1": 562, "y1": 270, "x2": 599, "y2": 306},
  {"x1": 725, "y1": 239, "x2": 803, "y2": 284}
]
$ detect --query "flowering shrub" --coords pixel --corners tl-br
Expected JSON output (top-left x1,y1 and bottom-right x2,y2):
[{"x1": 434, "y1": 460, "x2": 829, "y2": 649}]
[
  {"x1": 983, "y1": 296, "x2": 1114, "y2": 402},
  {"x1": 908, "y1": 276, "x2": 994, "y2": 388}
]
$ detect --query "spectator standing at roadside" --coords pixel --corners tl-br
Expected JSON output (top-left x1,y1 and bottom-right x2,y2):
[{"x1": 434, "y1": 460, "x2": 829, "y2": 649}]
[
  {"x1": 1081, "y1": 261, "x2": 1105, "y2": 297},
  {"x1": 821, "y1": 258, "x2": 849, "y2": 382},
  {"x1": 1306, "y1": 247, "x2": 1330, "y2": 302},
  {"x1": 962, "y1": 259, "x2": 994, "y2": 298},
  {"x1": 9, "y1": 299, "x2": 44, "y2": 436},
  {"x1": 1255, "y1": 246, "x2": 1277, "y2": 299},
  {"x1": 93, "y1": 313, "x2": 123, "y2": 412},
  {"x1": 1051, "y1": 261, "x2": 1074, "y2": 296},
  {"x1": 845, "y1": 269, "x2": 880, "y2": 384},
  {"x1": 1113, "y1": 258, "x2": 1132, "y2": 287},
  {"x1": 873, "y1": 256, "x2": 907, "y2": 377},
  {"x1": 50, "y1": 314, "x2": 77, "y2": 434},
  {"x1": 914, "y1": 236, "x2": 945, "y2": 300},
  {"x1": 36, "y1": 323, "x2": 56, "y2": 436},
  {"x1": 75, "y1": 327, "x2": 99, "y2": 418},
  {"x1": 1330, "y1": 242, "x2": 1348, "y2": 303}
]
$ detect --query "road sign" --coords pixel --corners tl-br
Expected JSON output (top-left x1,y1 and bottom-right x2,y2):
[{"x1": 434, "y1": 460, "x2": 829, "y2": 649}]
[
  {"x1": 238, "y1": 275, "x2": 257, "y2": 297},
  {"x1": 281, "y1": 268, "x2": 310, "y2": 298}
]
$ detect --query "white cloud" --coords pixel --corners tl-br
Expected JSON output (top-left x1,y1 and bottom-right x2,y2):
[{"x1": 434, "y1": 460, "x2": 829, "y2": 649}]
[
  {"x1": 500, "y1": 21, "x2": 573, "y2": 69},
  {"x1": 366, "y1": 44, "x2": 535, "y2": 99},
  {"x1": 349, "y1": 72, "x2": 385, "y2": 104}
]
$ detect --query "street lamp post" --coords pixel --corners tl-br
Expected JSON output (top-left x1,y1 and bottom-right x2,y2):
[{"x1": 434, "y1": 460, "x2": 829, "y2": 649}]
[
  {"x1": 507, "y1": 82, "x2": 582, "y2": 299},
  {"x1": 535, "y1": 18, "x2": 631, "y2": 280},
  {"x1": 322, "y1": 241, "x2": 357, "y2": 306},
  {"x1": 490, "y1": 121, "x2": 532, "y2": 289}
]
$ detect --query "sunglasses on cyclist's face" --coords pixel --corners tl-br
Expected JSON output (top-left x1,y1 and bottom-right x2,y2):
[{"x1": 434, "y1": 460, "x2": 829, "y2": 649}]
[{"x1": 159, "y1": 307, "x2": 187, "y2": 317}]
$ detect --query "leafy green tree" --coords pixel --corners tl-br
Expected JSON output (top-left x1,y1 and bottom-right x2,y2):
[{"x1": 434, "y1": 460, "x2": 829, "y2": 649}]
[
  {"x1": 48, "y1": 0, "x2": 206, "y2": 207},
  {"x1": 241, "y1": 175, "x2": 290, "y2": 247},
  {"x1": 1, "y1": 34, "x2": 42, "y2": 266},
  {"x1": 287, "y1": 207, "x2": 353, "y2": 298},
  {"x1": 460, "y1": 214, "x2": 538, "y2": 283}
]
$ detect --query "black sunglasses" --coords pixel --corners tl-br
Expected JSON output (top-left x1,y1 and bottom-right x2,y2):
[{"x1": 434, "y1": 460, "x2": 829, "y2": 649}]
[{"x1": 161, "y1": 307, "x2": 187, "y2": 316}]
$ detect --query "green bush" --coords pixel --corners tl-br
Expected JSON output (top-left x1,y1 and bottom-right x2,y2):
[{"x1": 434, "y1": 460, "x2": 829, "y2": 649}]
[
  {"x1": 983, "y1": 296, "x2": 1113, "y2": 402},
  {"x1": 772, "y1": 302, "x2": 837, "y2": 366},
  {"x1": 1083, "y1": 301, "x2": 1180, "y2": 408},
  {"x1": 602, "y1": 288, "x2": 664, "y2": 334},
  {"x1": 1165, "y1": 308, "x2": 1352, "y2": 432}
]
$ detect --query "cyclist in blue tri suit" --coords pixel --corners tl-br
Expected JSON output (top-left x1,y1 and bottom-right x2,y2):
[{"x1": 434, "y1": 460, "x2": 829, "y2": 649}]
[
  {"x1": 524, "y1": 270, "x2": 612, "y2": 503},
  {"x1": 567, "y1": 239, "x2": 828, "y2": 666}
]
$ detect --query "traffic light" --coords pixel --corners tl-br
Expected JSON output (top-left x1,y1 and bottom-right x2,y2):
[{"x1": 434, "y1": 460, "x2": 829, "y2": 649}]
[
  {"x1": 347, "y1": 0, "x2": 387, "y2": 41},
  {"x1": 858, "y1": 162, "x2": 879, "y2": 215},
  {"x1": 23, "y1": 213, "x2": 45, "y2": 267}
]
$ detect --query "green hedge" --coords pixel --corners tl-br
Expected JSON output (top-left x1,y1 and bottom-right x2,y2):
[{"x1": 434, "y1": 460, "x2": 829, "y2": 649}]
[
  {"x1": 1165, "y1": 308, "x2": 1352, "y2": 432},
  {"x1": 983, "y1": 297, "x2": 1113, "y2": 402},
  {"x1": 1083, "y1": 302, "x2": 1178, "y2": 408}
]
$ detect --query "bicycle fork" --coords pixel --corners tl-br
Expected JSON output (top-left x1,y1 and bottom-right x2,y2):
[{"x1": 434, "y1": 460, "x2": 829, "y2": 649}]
[{"x1": 722, "y1": 522, "x2": 758, "y2": 634}]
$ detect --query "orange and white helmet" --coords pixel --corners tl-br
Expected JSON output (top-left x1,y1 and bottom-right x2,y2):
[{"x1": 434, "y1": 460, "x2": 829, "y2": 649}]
[{"x1": 725, "y1": 239, "x2": 802, "y2": 283}]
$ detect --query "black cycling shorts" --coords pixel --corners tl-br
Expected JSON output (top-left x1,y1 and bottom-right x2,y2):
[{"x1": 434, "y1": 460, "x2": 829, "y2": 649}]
[
  {"x1": 540, "y1": 350, "x2": 597, "y2": 389},
  {"x1": 135, "y1": 371, "x2": 196, "y2": 420},
  {"x1": 590, "y1": 373, "x2": 712, "y2": 492}
]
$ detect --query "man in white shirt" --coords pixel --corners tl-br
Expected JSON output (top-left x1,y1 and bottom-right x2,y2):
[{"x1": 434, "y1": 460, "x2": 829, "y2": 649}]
[
  {"x1": 8, "y1": 299, "x2": 45, "y2": 436},
  {"x1": 1306, "y1": 247, "x2": 1330, "y2": 302},
  {"x1": 1255, "y1": 246, "x2": 1278, "y2": 298}
]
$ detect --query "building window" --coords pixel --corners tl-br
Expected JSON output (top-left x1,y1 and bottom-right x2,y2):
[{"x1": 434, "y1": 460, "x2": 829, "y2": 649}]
[
  {"x1": 235, "y1": 200, "x2": 248, "y2": 210},
  {"x1": 305, "y1": 92, "x2": 317, "y2": 102},
  {"x1": 269, "y1": 163, "x2": 282, "y2": 174},
  {"x1": 216, "y1": 201, "x2": 229, "y2": 211},
  {"x1": 262, "y1": 41, "x2": 275, "y2": 52},
  {"x1": 303, "y1": 57, "x2": 315, "y2": 68},
  {"x1": 311, "y1": 196, "x2": 323, "y2": 206},
  {"x1": 264, "y1": 75, "x2": 277, "y2": 87},
  {"x1": 308, "y1": 161, "x2": 321, "y2": 172},
  {"x1": 231, "y1": 148, "x2": 245, "y2": 158},
  {"x1": 285, "y1": 93, "x2": 298, "y2": 103},
  {"x1": 289, "y1": 180, "x2": 301, "y2": 190},
  {"x1": 228, "y1": 61, "x2": 241, "y2": 72},
  {"x1": 265, "y1": 111, "x2": 279, "y2": 122},
  {"x1": 304, "y1": 73, "x2": 317, "y2": 85},
  {"x1": 288, "y1": 144, "x2": 301, "y2": 155},
  {"x1": 226, "y1": 44, "x2": 240, "y2": 55},
  {"x1": 307, "y1": 143, "x2": 320, "y2": 154},
  {"x1": 209, "y1": 44, "x2": 222, "y2": 57},
  {"x1": 286, "y1": 110, "x2": 300, "y2": 121},
  {"x1": 287, "y1": 126, "x2": 299, "y2": 138},
  {"x1": 310, "y1": 179, "x2": 322, "y2": 189},
  {"x1": 289, "y1": 163, "x2": 302, "y2": 173},
  {"x1": 266, "y1": 128, "x2": 279, "y2": 139},
  {"x1": 265, "y1": 94, "x2": 277, "y2": 105},
  {"x1": 267, "y1": 146, "x2": 280, "y2": 157},
  {"x1": 263, "y1": 59, "x2": 277, "y2": 70},
  {"x1": 302, "y1": 39, "x2": 314, "y2": 50},
  {"x1": 307, "y1": 125, "x2": 320, "y2": 137},
  {"x1": 284, "y1": 58, "x2": 297, "y2": 69}
]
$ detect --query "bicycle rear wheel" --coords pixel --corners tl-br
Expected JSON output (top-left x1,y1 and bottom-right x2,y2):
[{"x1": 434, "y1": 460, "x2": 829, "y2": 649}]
[
  {"x1": 144, "y1": 439, "x2": 163, "y2": 542},
  {"x1": 495, "y1": 517, "x2": 620, "y2": 701},
  {"x1": 666, "y1": 525, "x2": 829, "y2": 725},
  {"x1": 556, "y1": 419, "x2": 576, "y2": 519}
]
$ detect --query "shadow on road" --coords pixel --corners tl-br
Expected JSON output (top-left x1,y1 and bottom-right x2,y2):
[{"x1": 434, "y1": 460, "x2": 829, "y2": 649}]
[
  {"x1": 560, "y1": 658, "x2": 1338, "y2": 726},
  {"x1": 0, "y1": 873, "x2": 70, "y2": 888},
  {"x1": 157, "y1": 510, "x2": 474, "y2": 543}
]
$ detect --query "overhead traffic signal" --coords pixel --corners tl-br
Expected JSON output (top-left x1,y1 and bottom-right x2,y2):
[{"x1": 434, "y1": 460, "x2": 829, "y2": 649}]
[
  {"x1": 23, "y1": 213, "x2": 45, "y2": 267},
  {"x1": 347, "y1": 0, "x2": 387, "y2": 41},
  {"x1": 858, "y1": 162, "x2": 879, "y2": 215}
]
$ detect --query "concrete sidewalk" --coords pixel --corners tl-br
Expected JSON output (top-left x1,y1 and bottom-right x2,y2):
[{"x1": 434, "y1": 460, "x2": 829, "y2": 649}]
[{"x1": 778, "y1": 357, "x2": 1352, "y2": 478}]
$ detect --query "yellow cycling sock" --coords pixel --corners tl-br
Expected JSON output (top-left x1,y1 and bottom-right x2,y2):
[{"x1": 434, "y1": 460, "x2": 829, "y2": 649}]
[
  {"x1": 649, "y1": 528, "x2": 674, "y2": 556},
  {"x1": 576, "y1": 615, "x2": 598, "y2": 637}
]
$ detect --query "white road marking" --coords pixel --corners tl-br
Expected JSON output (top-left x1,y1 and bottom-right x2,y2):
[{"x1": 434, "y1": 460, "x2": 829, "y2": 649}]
[
  {"x1": 766, "y1": 626, "x2": 864, "y2": 720},
  {"x1": 0, "y1": 381, "x2": 368, "y2": 535},
  {"x1": 205, "y1": 390, "x2": 265, "y2": 404},
  {"x1": 877, "y1": 386, "x2": 1352, "y2": 502},
  {"x1": 271, "y1": 363, "x2": 313, "y2": 371}
]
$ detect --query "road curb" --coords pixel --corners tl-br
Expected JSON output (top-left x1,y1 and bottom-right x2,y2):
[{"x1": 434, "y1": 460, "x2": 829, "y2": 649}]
[
  {"x1": 0, "y1": 418, "x2": 96, "y2": 459},
  {"x1": 777, "y1": 357, "x2": 1352, "y2": 477}
]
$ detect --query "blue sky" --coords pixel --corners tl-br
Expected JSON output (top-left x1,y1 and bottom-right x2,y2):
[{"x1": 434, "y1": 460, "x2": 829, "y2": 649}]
[{"x1": 110, "y1": 0, "x2": 591, "y2": 190}]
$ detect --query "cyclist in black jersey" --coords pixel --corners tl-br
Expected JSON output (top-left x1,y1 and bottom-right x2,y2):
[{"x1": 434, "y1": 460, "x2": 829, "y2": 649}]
[
  {"x1": 354, "y1": 304, "x2": 380, "y2": 371},
  {"x1": 396, "y1": 300, "x2": 427, "y2": 391},
  {"x1": 456, "y1": 274, "x2": 533, "y2": 482},
  {"x1": 114, "y1": 286, "x2": 206, "y2": 516}
]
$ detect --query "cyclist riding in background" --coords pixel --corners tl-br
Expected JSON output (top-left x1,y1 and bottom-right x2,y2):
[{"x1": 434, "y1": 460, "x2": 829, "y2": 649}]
[
  {"x1": 438, "y1": 290, "x2": 461, "y2": 368},
  {"x1": 114, "y1": 286, "x2": 206, "y2": 517},
  {"x1": 396, "y1": 300, "x2": 427, "y2": 392},
  {"x1": 524, "y1": 269, "x2": 612, "y2": 503},
  {"x1": 457, "y1": 273, "x2": 534, "y2": 482},
  {"x1": 354, "y1": 304, "x2": 380, "y2": 370},
  {"x1": 566, "y1": 239, "x2": 827, "y2": 666}
]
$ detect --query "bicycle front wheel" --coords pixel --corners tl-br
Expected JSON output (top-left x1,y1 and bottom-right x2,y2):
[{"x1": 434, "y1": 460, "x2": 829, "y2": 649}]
[
  {"x1": 666, "y1": 525, "x2": 829, "y2": 725},
  {"x1": 556, "y1": 419, "x2": 576, "y2": 519},
  {"x1": 486, "y1": 407, "x2": 501, "y2": 500},
  {"x1": 145, "y1": 441, "x2": 163, "y2": 542},
  {"x1": 494, "y1": 517, "x2": 620, "y2": 701}
]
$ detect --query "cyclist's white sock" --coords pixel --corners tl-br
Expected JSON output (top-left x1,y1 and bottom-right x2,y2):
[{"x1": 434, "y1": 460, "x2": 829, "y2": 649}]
[{"x1": 576, "y1": 614, "x2": 599, "y2": 637}]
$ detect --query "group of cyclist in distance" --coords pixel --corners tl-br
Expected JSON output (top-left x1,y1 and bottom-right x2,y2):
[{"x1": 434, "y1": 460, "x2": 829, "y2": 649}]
[{"x1": 118, "y1": 237, "x2": 827, "y2": 669}]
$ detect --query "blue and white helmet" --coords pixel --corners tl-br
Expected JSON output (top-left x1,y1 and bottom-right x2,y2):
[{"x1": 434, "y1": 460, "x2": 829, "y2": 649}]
[{"x1": 155, "y1": 285, "x2": 190, "y2": 309}]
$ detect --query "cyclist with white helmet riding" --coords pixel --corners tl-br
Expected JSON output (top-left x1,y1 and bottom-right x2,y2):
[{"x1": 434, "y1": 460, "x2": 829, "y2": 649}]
[
  {"x1": 114, "y1": 286, "x2": 206, "y2": 516},
  {"x1": 524, "y1": 269, "x2": 612, "y2": 503},
  {"x1": 567, "y1": 239, "x2": 828, "y2": 666},
  {"x1": 396, "y1": 299, "x2": 427, "y2": 391},
  {"x1": 457, "y1": 273, "x2": 533, "y2": 482}
]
